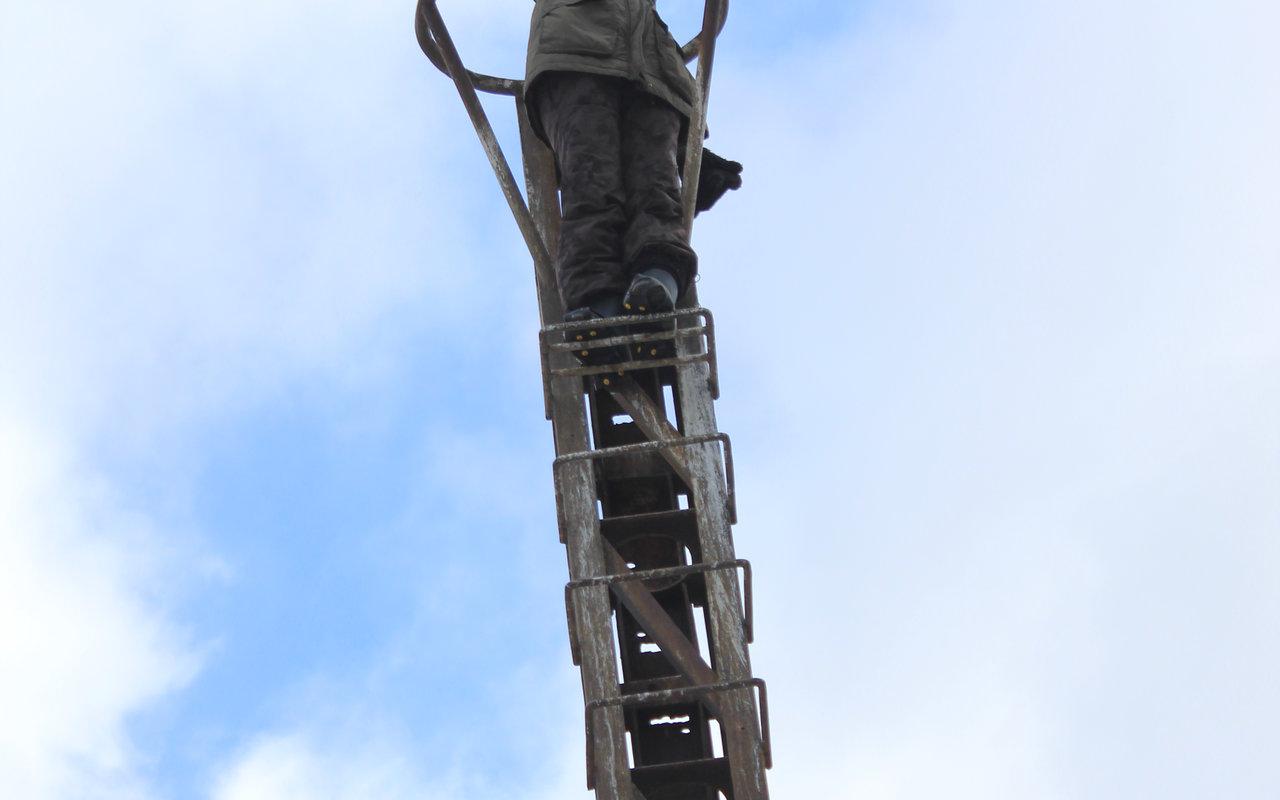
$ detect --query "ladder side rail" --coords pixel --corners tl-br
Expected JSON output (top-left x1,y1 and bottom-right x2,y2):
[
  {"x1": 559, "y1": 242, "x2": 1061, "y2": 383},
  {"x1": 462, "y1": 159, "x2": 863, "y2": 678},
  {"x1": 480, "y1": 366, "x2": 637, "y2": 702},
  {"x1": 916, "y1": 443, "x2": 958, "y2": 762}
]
[
  {"x1": 517, "y1": 99, "x2": 636, "y2": 799},
  {"x1": 673, "y1": 7, "x2": 768, "y2": 788},
  {"x1": 675, "y1": 360, "x2": 770, "y2": 800},
  {"x1": 680, "y1": 0, "x2": 727, "y2": 228},
  {"x1": 556, "y1": 458, "x2": 635, "y2": 797},
  {"x1": 516, "y1": 94, "x2": 563, "y2": 327}
]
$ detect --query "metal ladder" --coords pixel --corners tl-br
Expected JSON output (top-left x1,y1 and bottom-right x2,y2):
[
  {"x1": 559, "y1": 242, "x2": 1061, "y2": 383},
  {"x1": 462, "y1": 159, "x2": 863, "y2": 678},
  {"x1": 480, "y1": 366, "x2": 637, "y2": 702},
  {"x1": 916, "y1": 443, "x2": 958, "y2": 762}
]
[{"x1": 415, "y1": 3, "x2": 771, "y2": 797}]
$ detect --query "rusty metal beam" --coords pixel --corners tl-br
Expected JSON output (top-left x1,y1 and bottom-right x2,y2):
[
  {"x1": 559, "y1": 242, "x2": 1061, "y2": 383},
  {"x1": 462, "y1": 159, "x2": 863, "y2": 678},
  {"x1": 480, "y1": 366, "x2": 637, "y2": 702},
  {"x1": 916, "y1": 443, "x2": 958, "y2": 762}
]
[
  {"x1": 668, "y1": 13, "x2": 770, "y2": 793},
  {"x1": 603, "y1": 375, "x2": 696, "y2": 489},
  {"x1": 516, "y1": 94, "x2": 562, "y2": 326},
  {"x1": 514, "y1": 73, "x2": 634, "y2": 800},
  {"x1": 602, "y1": 543, "x2": 720, "y2": 690},
  {"x1": 415, "y1": 0, "x2": 521, "y2": 96},
  {"x1": 565, "y1": 559, "x2": 754, "y2": 665},
  {"x1": 673, "y1": 359, "x2": 768, "y2": 799},
  {"x1": 680, "y1": 0, "x2": 725, "y2": 227},
  {"x1": 586, "y1": 678, "x2": 772, "y2": 778},
  {"x1": 418, "y1": 2, "x2": 552, "y2": 275}
]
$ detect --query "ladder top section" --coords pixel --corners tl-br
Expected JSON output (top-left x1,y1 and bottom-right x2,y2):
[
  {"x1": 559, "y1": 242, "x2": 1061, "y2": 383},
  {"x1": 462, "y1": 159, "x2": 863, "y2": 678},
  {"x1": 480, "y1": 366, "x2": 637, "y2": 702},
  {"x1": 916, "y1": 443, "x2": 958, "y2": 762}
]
[{"x1": 413, "y1": 0, "x2": 731, "y2": 96}]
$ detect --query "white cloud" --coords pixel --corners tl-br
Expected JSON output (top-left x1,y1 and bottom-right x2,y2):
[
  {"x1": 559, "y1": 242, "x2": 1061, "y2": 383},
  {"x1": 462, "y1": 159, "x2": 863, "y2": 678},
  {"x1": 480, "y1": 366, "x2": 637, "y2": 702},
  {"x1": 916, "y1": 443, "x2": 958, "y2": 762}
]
[
  {"x1": 0, "y1": 1, "x2": 526, "y2": 797},
  {"x1": 0, "y1": 411, "x2": 200, "y2": 799},
  {"x1": 698, "y1": 0, "x2": 1280, "y2": 797},
  {"x1": 3, "y1": 0, "x2": 1278, "y2": 797},
  {"x1": 195, "y1": 0, "x2": 1280, "y2": 795},
  {"x1": 209, "y1": 664, "x2": 587, "y2": 800},
  {"x1": 0, "y1": 0, "x2": 492, "y2": 445},
  {"x1": 211, "y1": 733, "x2": 443, "y2": 800},
  {"x1": 213, "y1": 729, "x2": 588, "y2": 800}
]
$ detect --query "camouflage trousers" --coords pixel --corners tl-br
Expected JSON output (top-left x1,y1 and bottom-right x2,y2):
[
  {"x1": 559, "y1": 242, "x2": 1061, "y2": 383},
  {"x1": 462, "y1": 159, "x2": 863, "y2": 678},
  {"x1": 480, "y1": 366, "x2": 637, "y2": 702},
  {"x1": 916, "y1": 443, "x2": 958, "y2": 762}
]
[{"x1": 533, "y1": 72, "x2": 697, "y2": 312}]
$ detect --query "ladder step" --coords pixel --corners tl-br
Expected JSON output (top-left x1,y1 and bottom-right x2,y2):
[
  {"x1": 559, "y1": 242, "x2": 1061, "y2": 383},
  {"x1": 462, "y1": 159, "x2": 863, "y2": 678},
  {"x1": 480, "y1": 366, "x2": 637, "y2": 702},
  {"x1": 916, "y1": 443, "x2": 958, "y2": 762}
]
[
  {"x1": 601, "y1": 509, "x2": 701, "y2": 556},
  {"x1": 632, "y1": 757, "x2": 733, "y2": 799},
  {"x1": 600, "y1": 454, "x2": 683, "y2": 483},
  {"x1": 621, "y1": 675, "x2": 689, "y2": 696}
]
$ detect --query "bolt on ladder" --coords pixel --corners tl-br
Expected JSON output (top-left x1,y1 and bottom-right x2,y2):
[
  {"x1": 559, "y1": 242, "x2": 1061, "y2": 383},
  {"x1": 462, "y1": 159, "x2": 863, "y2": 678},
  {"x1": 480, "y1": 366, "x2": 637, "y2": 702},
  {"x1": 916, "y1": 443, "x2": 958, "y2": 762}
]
[{"x1": 415, "y1": 3, "x2": 771, "y2": 797}]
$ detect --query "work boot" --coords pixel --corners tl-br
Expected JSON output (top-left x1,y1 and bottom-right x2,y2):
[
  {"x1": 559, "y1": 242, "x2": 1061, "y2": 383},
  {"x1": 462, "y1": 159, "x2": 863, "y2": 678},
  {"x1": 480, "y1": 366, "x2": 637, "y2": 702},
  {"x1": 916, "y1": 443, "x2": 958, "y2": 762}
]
[
  {"x1": 622, "y1": 268, "x2": 679, "y2": 360},
  {"x1": 563, "y1": 295, "x2": 625, "y2": 366},
  {"x1": 622, "y1": 268, "x2": 678, "y2": 314}
]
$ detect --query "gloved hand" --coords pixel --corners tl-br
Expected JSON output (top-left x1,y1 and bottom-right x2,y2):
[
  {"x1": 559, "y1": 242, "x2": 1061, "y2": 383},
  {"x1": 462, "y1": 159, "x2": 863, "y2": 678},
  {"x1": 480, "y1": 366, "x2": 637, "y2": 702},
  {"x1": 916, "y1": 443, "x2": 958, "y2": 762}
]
[{"x1": 695, "y1": 148, "x2": 743, "y2": 215}]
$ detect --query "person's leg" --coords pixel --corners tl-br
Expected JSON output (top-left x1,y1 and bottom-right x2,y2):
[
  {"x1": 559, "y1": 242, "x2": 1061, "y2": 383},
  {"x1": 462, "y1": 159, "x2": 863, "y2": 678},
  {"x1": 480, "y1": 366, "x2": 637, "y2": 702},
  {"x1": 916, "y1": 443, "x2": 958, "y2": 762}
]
[
  {"x1": 532, "y1": 72, "x2": 629, "y2": 314},
  {"x1": 619, "y1": 88, "x2": 697, "y2": 309}
]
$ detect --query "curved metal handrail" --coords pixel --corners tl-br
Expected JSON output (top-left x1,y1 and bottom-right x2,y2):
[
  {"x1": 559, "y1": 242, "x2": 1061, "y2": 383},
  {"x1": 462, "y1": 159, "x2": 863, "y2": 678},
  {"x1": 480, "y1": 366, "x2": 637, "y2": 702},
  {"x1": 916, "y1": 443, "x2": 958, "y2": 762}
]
[
  {"x1": 680, "y1": 0, "x2": 731, "y2": 62},
  {"x1": 414, "y1": 0, "x2": 521, "y2": 95},
  {"x1": 414, "y1": 0, "x2": 729, "y2": 96}
]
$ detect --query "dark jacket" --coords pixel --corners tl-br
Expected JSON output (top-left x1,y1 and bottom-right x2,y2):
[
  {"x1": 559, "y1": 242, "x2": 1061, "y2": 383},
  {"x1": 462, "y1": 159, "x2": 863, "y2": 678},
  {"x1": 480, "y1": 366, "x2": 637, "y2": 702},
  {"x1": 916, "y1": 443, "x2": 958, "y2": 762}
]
[{"x1": 525, "y1": 0, "x2": 696, "y2": 140}]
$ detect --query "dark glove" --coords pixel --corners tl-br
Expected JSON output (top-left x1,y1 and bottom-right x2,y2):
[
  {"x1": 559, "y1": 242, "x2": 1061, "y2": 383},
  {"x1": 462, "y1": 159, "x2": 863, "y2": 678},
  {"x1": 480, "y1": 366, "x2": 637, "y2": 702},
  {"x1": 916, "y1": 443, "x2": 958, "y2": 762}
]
[{"x1": 695, "y1": 148, "x2": 743, "y2": 215}]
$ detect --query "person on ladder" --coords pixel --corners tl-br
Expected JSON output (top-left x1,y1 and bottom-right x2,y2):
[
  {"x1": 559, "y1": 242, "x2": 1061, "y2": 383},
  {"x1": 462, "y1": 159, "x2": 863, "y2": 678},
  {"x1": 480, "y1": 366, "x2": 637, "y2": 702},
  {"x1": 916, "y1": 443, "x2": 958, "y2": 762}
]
[{"x1": 524, "y1": 0, "x2": 742, "y2": 361}]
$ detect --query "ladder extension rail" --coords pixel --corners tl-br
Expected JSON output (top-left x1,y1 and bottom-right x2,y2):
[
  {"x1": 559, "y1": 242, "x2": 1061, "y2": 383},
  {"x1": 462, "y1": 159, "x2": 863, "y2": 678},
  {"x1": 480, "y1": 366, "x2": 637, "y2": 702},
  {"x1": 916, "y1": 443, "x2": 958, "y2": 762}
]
[{"x1": 413, "y1": 0, "x2": 729, "y2": 264}]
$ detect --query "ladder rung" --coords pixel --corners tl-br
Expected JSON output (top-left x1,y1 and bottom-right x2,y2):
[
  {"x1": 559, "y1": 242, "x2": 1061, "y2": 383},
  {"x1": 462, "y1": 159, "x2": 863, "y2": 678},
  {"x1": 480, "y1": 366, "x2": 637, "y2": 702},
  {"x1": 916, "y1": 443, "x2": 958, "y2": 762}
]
[
  {"x1": 599, "y1": 453, "x2": 682, "y2": 483},
  {"x1": 551, "y1": 353, "x2": 711, "y2": 381},
  {"x1": 547, "y1": 325, "x2": 707, "y2": 352},
  {"x1": 553, "y1": 433, "x2": 737, "y2": 525},
  {"x1": 541, "y1": 307, "x2": 714, "y2": 335},
  {"x1": 631, "y1": 756, "x2": 733, "y2": 799},
  {"x1": 537, "y1": 308, "x2": 720, "y2": 420},
  {"x1": 620, "y1": 675, "x2": 688, "y2": 695},
  {"x1": 601, "y1": 509, "x2": 700, "y2": 552}
]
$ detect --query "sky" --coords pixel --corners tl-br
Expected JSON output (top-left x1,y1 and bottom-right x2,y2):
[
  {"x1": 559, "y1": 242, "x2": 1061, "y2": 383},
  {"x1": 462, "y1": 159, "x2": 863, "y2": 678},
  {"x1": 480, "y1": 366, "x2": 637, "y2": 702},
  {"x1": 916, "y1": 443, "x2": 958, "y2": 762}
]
[{"x1": 1, "y1": 0, "x2": 1278, "y2": 798}]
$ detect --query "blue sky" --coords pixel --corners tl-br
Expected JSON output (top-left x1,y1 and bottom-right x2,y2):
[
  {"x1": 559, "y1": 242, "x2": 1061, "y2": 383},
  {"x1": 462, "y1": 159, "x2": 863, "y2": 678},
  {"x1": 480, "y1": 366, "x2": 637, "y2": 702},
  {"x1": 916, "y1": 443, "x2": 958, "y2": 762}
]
[{"x1": 2, "y1": 0, "x2": 1278, "y2": 798}]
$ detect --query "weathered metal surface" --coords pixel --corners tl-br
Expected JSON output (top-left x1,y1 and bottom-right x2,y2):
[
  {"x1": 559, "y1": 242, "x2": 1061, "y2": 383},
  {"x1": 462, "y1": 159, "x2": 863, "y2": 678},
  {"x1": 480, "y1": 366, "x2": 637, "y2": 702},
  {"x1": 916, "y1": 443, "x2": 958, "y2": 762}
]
[
  {"x1": 414, "y1": 0, "x2": 521, "y2": 96},
  {"x1": 680, "y1": 0, "x2": 725, "y2": 227},
  {"x1": 585, "y1": 678, "x2": 772, "y2": 778},
  {"x1": 604, "y1": 375, "x2": 697, "y2": 488},
  {"x1": 539, "y1": 307, "x2": 720, "y2": 398},
  {"x1": 630, "y1": 756, "x2": 732, "y2": 799},
  {"x1": 418, "y1": 2, "x2": 551, "y2": 273},
  {"x1": 671, "y1": 358, "x2": 768, "y2": 799},
  {"x1": 551, "y1": 354, "x2": 710, "y2": 382},
  {"x1": 552, "y1": 433, "x2": 737, "y2": 526},
  {"x1": 600, "y1": 510, "x2": 702, "y2": 563},
  {"x1": 515, "y1": 82, "x2": 634, "y2": 800},
  {"x1": 680, "y1": 0, "x2": 731, "y2": 62},
  {"x1": 546, "y1": 322, "x2": 706, "y2": 352},
  {"x1": 602, "y1": 543, "x2": 721, "y2": 691},
  {"x1": 565, "y1": 558, "x2": 753, "y2": 666},
  {"x1": 516, "y1": 94, "x2": 562, "y2": 326},
  {"x1": 586, "y1": 367, "x2": 715, "y2": 782}
]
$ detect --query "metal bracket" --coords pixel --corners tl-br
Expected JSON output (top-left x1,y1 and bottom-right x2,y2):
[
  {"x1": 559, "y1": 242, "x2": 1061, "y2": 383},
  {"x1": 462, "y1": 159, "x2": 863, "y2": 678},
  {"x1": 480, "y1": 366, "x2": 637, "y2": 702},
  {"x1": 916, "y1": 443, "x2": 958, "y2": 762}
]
[
  {"x1": 538, "y1": 307, "x2": 719, "y2": 419},
  {"x1": 584, "y1": 678, "x2": 772, "y2": 788}
]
